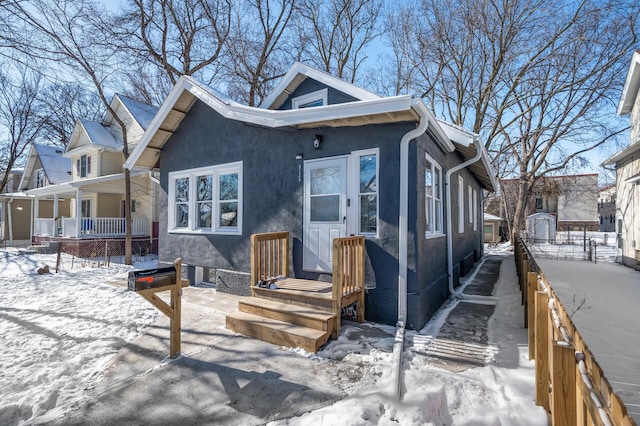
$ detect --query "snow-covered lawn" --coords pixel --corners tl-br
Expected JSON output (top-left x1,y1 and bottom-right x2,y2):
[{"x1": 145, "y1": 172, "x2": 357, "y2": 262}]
[
  {"x1": 1, "y1": 245, "x2": 548, "y2": 425},
  {"x1": 0, "y1": 249, "x2": 158, "y2": 425}
]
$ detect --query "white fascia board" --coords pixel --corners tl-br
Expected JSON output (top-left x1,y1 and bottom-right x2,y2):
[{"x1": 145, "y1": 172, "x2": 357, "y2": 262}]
[
  {"x1": 601, "y1": 141, "x2": 640, "y2": 166},
  {"x1": 24, "y1": 182, "x2": 73, "y2": 197},
  {"x1": 618, "y1": 51, "x2": 640, "y2": 115},
  {"x1": 69, "y1": 169, "x2": 147, "y2": 188},
  {"x1": 261, "y1": 62, "x2": 381, "y2": 109},
  {"x1": 17, "y1": 145, "x2": 37, "y2": 191},
  {"x1": 438, "y1": 120, "x2": 474, "y2": 146}
]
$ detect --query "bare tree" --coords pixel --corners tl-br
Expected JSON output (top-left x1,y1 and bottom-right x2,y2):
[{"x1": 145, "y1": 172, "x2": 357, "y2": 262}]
[
  {"x1": 294, "y1": 0, "x2": 382, "y2": 83},
  {"x1": 36, "y1": 83, "x2": 103, "y2": 149},
  {"x1": 1, "y1": 0, "x2": 139, "y2": 264},
  {"x1": 0, "y1": 64, "x2": 45, "y2": 193},
  {"x1": 387, "y1": 0, "x2": 639, "y2": 239},
  {"x1": 226, "y1": 0, "x2": 297, "y2": 106},
  {"x1": 114, "y1": 0, "x2": 232, "y2": 89}
]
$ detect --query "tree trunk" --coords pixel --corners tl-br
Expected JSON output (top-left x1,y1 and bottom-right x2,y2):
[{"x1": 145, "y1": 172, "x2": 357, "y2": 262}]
[{"x1": 511, "y1": 178, "x2": 530, "y2": 242}]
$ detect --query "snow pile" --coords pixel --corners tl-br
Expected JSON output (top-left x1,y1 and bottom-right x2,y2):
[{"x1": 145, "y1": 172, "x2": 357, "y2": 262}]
[{"x1": 0, "y1": 249, "x2": 158, "y2": 426}]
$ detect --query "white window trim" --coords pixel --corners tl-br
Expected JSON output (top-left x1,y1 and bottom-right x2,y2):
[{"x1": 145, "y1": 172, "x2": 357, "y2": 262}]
[
  {"x1": 168, "y1": 161, "x2": 243, "y2": 235},
  {"x1": 468, "y1": 186, "x2": 473, "y2": 224},
  {"x1": 292, "y1": 88, "x2": 328, "y2": 109},
  {"x1": 458, "y1": 176, "x2": 464, "y2": 233},
  {"x1": 348, "y1": 148, "x2": 379, "y2": 238},
  {"x1": 425, "y1": 153, "x2": 444, "y2": 239},
  {"x1": 473, "y1": 189, "x2": 478, "y2": 231}
]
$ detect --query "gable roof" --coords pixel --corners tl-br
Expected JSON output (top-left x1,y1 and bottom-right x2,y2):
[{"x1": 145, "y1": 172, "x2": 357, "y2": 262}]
[
  {"x1": 618, "y1": 50, "x2": 640, "y2": 115},
  {"x1": 65, "y1": 119, "x2": 122, "y2": 154},
  {"x1": 110, "y1": 94, "x2": 159, "y2": 130},
  {"x1": 261, "y1": 62, "x2": 381, "y2": 110},
  {"x1": 19, "y1": 144, "x2": 71, "y2": 190},
  {"x1": 125, "y1": 65, "x2": 496, "y2": 192}
]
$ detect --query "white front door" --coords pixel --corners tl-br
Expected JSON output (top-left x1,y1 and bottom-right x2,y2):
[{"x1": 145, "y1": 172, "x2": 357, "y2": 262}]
[{"x1": 303, "y1": 157, "x2": 348, "y2": 272}]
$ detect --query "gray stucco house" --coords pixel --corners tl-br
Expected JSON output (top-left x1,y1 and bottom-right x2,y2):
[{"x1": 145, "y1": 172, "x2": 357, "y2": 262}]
[{"x1": 125, "y1": 63, "x2": 496, "y2": 330}]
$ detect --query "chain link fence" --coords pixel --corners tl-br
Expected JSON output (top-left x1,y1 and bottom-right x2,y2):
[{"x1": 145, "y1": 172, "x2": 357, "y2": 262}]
[{"x1": 50, "y1": 237, "x2": 158, "y2": 270}]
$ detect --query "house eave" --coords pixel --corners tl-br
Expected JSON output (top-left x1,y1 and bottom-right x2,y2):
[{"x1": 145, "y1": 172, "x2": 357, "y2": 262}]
[
  {"x1": 601, "y1": 140, "x2": 640, "y2": 166},
  {"x1": 617, "y1": 51, "x2": 640, "y2": 116},
  {"x1": 126, "y1": 75, "x2": 461, "y2": 170}
]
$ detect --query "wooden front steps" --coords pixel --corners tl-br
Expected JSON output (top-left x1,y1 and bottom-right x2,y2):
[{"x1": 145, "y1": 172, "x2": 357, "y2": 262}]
[
  {"x1": 226, "y1": 289, "x2": 336, "y2": 353},
  {"x1": 225, "y1": 231, "x2": 365, "y2": 353}
]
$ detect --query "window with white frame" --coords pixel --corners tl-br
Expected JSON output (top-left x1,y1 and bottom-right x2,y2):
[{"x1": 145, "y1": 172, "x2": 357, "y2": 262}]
[
  {"x1": 425, "y1": 154, "x2": 443, "y2": 236},
  {"x1": 35, "y1": 168, "x2": 45, "y2": 188},
  {"x1": 468, "y1": 186, "x2": 473, "y2": 224},
  {"x1": 458, "y1": 176, "x2": 464, "y2": 233},
  {"x1": 473, "y1": 189, "x2": 478, "y2": 231},
  {"x1": 356, "y1": 150, "x2": 378, "y2": 235},
  {"x1": 292, "y1": 89, "x2": 328, "y2": 109},
  {"x1": 168, "y1": 162, "x2": 242, "y2": 234},
  {"x1": 77, "y1": 155, "x2": 91, "y2": 178}
]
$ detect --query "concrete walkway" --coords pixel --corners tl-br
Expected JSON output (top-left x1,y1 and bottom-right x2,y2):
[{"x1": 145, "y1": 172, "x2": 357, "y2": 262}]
[
  {"x1": 536, "y1": 258, "x2": 640, "y2": 423},
  {"x1": 53, "y1": 253, "x2": 530, "y2": 425}
]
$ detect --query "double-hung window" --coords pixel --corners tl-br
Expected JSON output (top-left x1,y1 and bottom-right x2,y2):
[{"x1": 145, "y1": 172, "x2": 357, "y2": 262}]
[
  {"x1": 425, "y1": 154, "x2": 443, "y2": 237},
  {"x1": 458, "y1": 176, "x2": 465, "y2": 233},
  {"x1": 356, "y1": 150, "x2": 378, "y2": 236},
  {"x1": 168, "y1": 161, "x2": 242, "y2": 234}
]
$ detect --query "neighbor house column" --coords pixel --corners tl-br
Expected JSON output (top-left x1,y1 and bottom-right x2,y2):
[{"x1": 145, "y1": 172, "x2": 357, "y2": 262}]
[{"x1": 75, "y1": 188, "x2": 82, "y2": 237}]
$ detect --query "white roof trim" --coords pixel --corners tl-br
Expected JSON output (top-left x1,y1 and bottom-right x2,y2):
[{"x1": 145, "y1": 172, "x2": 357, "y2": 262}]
[
  {"x1": 618, "y1": 51, "x2": 640, "y2": 115},
  {"x1": 261, "y1": 62, "x2": 380, "y2": 109},
  {"x1": 22, "y1": 170, "x2": 147, "y2": 197},
  {"x1": 601, "y1": 140, "x2": 640, "y2": 166},
  {"x1": 126, "y1": 75, "x2": 456, "y2": 169}
]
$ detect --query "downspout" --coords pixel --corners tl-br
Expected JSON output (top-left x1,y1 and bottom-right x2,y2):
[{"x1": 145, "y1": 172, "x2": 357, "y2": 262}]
[
  {"x1": 391, "y1": 98, "x2": 429, "y2": 400},
  {"x1": 445, "y1": 135, "x2": 484, "y2": 297},
  {"x1": 398, "y1": 99, "x2": 429, "y2": 327}
]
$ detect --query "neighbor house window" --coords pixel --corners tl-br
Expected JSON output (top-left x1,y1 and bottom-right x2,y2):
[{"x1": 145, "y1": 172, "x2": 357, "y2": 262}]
[
  {"x1": 535, "y1": 197, "x2": 543, "y2": 210},
  {"x1": 458, "y1": 176, "x2": 464, "y2": 233},
  {"x1": 425, "y1": 154, "x2": 443, "y2": 236},
  {"x1": 357, "y1": 151, "x2": 378, "y2": 235},
  {"x1": 168, "y1": 161, "x2": 242, "y2": 234},
  {"x1": 77, "y1": 155, "x2": 91, "y2": 178},
  {"x1": 35, "y1": 168, "x2": 45, "y2": 188},
  {"x1": 292, "y1": 89, "x2": 328, "y2": 109}
]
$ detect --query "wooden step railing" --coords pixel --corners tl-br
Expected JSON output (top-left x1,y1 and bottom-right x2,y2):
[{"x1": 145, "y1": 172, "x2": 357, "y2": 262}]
[
  {"x1": 249, "y1": 231, "x2": 365, "y2": 339},
  {"x1": 250, "y1": 231, "x2": 289, "y2": 297},
  {"x1": 331, "y1": 235, "x2": 365, "y2": 338}
]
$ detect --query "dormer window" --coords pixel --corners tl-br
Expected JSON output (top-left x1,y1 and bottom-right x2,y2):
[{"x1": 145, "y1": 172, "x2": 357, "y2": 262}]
[
  {"x1": 292, "y1": 89, "x2": 328, "y2": 109},
  {"x1": 35, "y1": 168, "x2": 45, "y2": 188},
  {"x1": 77, "y1": 155, "x2": 91, "y2": 178}
]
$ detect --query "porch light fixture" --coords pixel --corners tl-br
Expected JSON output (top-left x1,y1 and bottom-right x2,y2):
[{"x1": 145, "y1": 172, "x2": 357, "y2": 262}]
[{"x1": 313, "y1": 135, "x2": 322, "y2": 150}]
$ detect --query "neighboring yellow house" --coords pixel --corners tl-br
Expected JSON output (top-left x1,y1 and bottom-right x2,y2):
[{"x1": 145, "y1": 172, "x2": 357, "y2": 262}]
[
  {"x1": 602, "y1": 50, "x2": 640, "y2": 268},
  {"x1": 19, "y1": 95, "x2": 160, "y2": 255}
]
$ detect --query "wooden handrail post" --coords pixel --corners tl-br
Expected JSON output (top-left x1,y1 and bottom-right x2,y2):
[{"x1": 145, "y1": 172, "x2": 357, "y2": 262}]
[
  {"x1": 535, "y1": 290, "x2": 550, "y2": 412},
  {"x1": 527, "y1": 272, "x2": 537, "y2": 359},
  {"x1": 170, "y1": 258, "x2": 182, "y2": 358},
  {"x1": 551, "y1": 342, "x2": 576, "y2": 426},
  {"x1": 521, "y1": 257, "x2": 529, "y2": 305}
]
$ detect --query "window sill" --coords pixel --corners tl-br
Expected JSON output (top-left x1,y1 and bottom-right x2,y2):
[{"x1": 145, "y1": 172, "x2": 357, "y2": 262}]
[
  {"x1": 425, "y1": 232, "x2": 446, "y2": 240},
  {"x1": 169, "y1": 228, "x2": 241, "y2": 236}
]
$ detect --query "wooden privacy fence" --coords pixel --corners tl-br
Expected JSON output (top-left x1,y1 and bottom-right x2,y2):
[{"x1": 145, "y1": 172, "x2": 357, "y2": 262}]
[{"x1": 515, "y1": 237, "x2": 637, "y2": 426}]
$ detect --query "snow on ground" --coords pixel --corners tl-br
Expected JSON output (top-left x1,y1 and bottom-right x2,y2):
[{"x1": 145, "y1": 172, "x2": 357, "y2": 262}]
[
  {"x1": 1, "y1": 244, "x2": 549, "y2": 426},
  {"x1": 268, "y1": 244, "x2": 548, "y2": 425},
  {"x1": 524, "y1": 231, "x2": 617, "y2": 263},
  {"x1": 0, "y1": 249, "x2": 158, "y2": 426}
]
